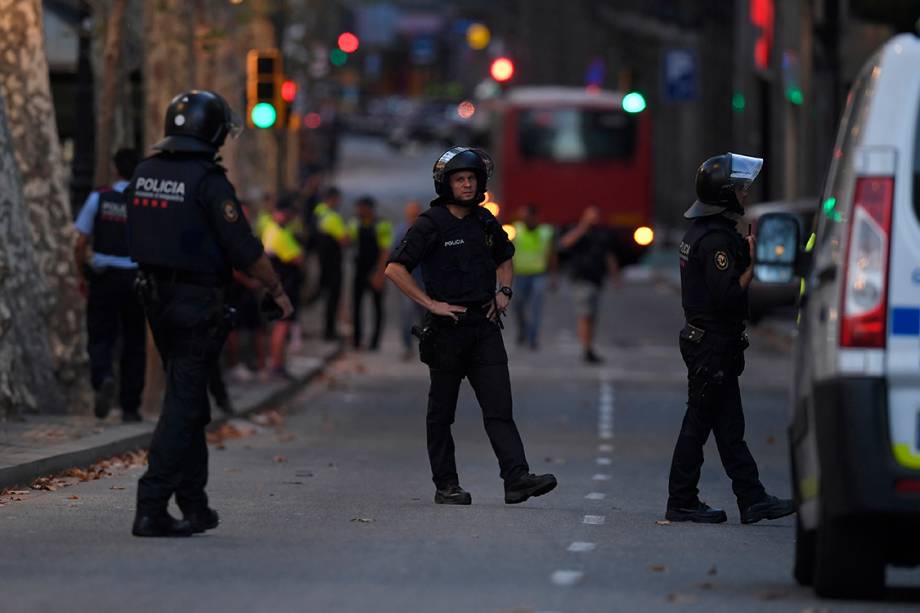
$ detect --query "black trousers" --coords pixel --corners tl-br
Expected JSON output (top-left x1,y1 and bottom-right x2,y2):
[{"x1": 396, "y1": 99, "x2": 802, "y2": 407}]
[
  {"x1": 422, "y1": 316, "x2": 529, "y2": 488},
  {"x1": 352, "y1": 266, "x2": 383, "y2": 349},
  {"x1": 319, "y1": 255, "x2": 342, "y2": 339},
  {"x1": 136, "y1": 283, "x2": 226, "y2": 516},
  {"x1": 86, "y1": 268, "x2": 146, "y2": 413},
  {"x1": 668, "y1": 338, "x2": 766, "y2": 511}
]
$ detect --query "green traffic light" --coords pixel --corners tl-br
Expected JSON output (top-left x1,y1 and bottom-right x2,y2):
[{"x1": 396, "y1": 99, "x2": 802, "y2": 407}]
[
  {"x1": 330, "y1": 49, "x2": 348, "y2": 67},
  {"x1": 251, "y1": 102, "x2": 277, "y2": 129},
  {"x1": 732, "y1": 92, "x2": 746, "y2": 112},
  {"x1": 787, "y1": 88, "x2": 804, "y2": 105},
  {"x1": 622, "y1": 91, "x2": 646, "y2": 114}
]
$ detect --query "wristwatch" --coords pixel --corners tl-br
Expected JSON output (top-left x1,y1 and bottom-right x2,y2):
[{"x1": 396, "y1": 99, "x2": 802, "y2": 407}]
[{"x1": 498, "y1": 286, "x2": 513, "y2": 299}]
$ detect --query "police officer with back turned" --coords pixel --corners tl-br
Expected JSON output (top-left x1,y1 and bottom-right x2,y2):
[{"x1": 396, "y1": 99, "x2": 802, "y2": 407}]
[
  {"x1": 666, "y1": 153, "x2": 794, "y2": 525},
  {"x1": 126, "y1": 91, "x2": 293, "y2": 537},
  {"x1": 385, "y1": 147, "x2": 557, "y2": 506}
]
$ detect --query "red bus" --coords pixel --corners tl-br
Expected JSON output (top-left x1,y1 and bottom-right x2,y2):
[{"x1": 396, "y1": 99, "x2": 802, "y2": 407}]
[{"x1": 487, "y1": 87, "x2": 653, "y2": 264}]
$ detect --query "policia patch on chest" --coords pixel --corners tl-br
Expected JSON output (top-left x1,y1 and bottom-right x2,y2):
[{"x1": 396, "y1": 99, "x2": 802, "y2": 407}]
[
  {"x1": 222, "y1": 200, "x2": 239, "y2": 222},
  {"x1": 714, "y1": 250, "x2": 730, "y2": 271}
]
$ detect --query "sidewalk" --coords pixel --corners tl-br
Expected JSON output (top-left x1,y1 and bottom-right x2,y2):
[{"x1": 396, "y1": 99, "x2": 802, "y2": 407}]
[{"x1": 0, "y1": 340, "x2": 341, "y2": 491}]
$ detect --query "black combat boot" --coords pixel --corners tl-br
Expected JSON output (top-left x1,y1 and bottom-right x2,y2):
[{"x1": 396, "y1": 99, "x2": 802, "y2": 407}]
[
  {"x1": 740, "y1": 494, "x2": 795, "y2": 524},
  {"x1": 504, "y1": 473, "x2": 558, "y2": 504},
  {"x1": 665, "y1": 501, "x2": 728, "y2": 523},
  {"x1": 184, "y1": 507, "x2": 220, "y2": 533},
  {"x1": 95, "y1": 377, "x2": 116, "y2": 419},
  {"x1": 132, "y1": 512, "x2": 194, "y2": 537},
  {"x1": 434, "y1": 485, "x2": 472, "y2": 505}
]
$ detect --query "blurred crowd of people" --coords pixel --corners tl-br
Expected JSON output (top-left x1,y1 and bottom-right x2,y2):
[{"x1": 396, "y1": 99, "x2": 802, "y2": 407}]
[{"x1": 74, "y1": 152, "x2": 623, "y2": 423}]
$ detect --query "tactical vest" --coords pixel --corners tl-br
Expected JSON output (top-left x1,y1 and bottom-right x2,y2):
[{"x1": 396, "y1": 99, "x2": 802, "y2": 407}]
[
  {"x1": 125, "y1": 154, "x2": 227, "y2": 276},
  {"x1": 513, "y1": 222, "x2": 553, "y2": 276},
  {"x1": 420, "y1": 206, "x2": 500, "y2": 305},
  {"x1": 92, "y1": 188, "x2": 130, "y2": 257},
  {"x1": 679, "y1": 215, "x2": 750, "y2": 332}
]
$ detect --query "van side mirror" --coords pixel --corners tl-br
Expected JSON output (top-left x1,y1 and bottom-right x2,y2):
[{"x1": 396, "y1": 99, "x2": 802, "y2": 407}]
[{"x1": 754, "y1": 213, "x2": 800, "y2": 284}]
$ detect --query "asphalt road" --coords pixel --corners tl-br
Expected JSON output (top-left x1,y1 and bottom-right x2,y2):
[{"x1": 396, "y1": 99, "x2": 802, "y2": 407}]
[{"x1": 2, "y1": 136, "x2": 918, "y2": 611}]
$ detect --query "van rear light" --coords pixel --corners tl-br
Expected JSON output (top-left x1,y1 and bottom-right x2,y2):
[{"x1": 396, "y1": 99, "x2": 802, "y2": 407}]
[
  {"x1": 840, "y1": 177, "x2": 894, "y2": 348},
  {"x1": 895, "y1": 479, "x2": 920, "y2": 493}
]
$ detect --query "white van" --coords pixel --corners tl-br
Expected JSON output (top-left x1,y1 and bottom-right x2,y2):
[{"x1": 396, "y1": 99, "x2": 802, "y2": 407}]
[{"x1": 756, "y1": 32, "x2": 920, "y2": 598}]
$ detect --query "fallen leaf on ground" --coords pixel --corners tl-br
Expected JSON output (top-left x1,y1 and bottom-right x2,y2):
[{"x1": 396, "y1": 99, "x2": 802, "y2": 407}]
[
  {"x1": 666, "y1": 593, "x2": 698, "y2": 604},
  {"x1": 251, "y1": 409, "x2": 284, "y2": 427},
  {"x1": 8, "y1": 490, "x2": 29, "y2": 496},
  {"x1": 31, "y1": 477, "x2": 57, "y2": 491},
  {"x1": 294, "y1": 471, "x2": 314, "y2": 478},
  {"x1": 67, "y1": 496, "x2": 79, "y2": 500},
  {"x1": 655, "y1": 520, "x2": 671, "y2": 526},
  {"x1": 696, "y1": 582, "x2": 715, "y2": 590},
  {"x1": 273, "y1": 455, "x2": 287, "y2": 463},
  {"x1": 755, "y1": 589, "x2": 790, "y2": 601},
  {"x1": 110, "y1": 486, "x2": 125, "y2": 490},
  {"x1": 649, "y1": 564, "x2": 667, "y2": 572},
  {"x1": 350, "y1": 517, "x2": 374, "y2": 523},
  {"x1": 282, "y1": 481, "x2": 304, "y2": 485}
]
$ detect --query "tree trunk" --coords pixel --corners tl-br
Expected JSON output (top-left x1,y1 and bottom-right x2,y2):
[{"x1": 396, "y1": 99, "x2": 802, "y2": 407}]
[
  {"x1": 0, "y1": 89, "x2": 62, "y2": 419},
  {"x1": 94, "y1": 0, "x2": 129, "y2": 187},
  {"x1": 0, "y1": 0, "x2": 91, "y2": 413}
]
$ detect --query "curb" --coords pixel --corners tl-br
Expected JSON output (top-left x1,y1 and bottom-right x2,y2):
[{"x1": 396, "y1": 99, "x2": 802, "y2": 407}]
[{"x1": 0, "y1": 344, "x2": 342, "y2": 491}]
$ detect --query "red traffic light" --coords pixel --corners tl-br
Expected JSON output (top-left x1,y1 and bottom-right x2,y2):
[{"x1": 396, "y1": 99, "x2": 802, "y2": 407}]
[
  {"x1": 281, "y1": 79, "x2": 297, "y2": 103},
  {"x1": 490, "y1": 57, "x2": 514, "y2": 83},
  {"x1": 337, "y1": 32, "x2": 359, "y2": 54}
]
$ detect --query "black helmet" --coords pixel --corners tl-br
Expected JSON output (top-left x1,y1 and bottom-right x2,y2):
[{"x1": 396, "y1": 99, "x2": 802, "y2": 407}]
[
  {"x1": 153, "y1": 90, "x2": 242, "y2": 154},
  {"x1": 686, "y1": 152, "x2": 763, "y2": 218},
  {"x1": 432, "y1": 147, "x2": 494, "y2": 202}
]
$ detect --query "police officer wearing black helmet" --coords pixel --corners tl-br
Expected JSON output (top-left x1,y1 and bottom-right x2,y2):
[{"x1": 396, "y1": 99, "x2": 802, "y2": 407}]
[
  {"x1": 385, "y1": 147, "x2": 557, "y2": 506},
  {"x1": 126, "y1": 90, "x2": 293, "y2": 537},
  {"x1": 666, "y1": 153, "x2": 794, "y2": 524}
]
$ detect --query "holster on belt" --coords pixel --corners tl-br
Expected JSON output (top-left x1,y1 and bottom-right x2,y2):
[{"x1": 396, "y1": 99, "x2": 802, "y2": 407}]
[{"x1": 681, "y1": 322, "x2": 749, "y2": 351}]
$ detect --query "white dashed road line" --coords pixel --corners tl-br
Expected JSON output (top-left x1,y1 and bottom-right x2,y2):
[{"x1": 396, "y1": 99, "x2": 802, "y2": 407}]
[
  {"x1": 583, "y1": 515, "x2": 606, "y2": 525},
  {"x1": 550, "y1": 570, "x2": 584, "y2": 587},
  {"x1": 567, "y1": 542, "x2": 597, "y2": 553},
  {"x1": 592, "y1": 473, "x2": 611, "y2": 481},
  {"x1": 585, "y1": 492, "x2": 606, "y2": 500}
]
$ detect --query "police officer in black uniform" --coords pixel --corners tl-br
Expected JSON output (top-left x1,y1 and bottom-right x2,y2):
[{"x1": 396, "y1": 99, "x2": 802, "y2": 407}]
[
  {"x1": 666, "y1": 153, "x2": 794, "y2": 524},
  {"x1": 126, "y1": 91, "x2": 294, "y2": 537},
  {"x1": 74, "y1": 148, "x2": 145, "y2": 422},
  {"x1": 385, "y1": 147, "x2": 557, "y2": 505}
]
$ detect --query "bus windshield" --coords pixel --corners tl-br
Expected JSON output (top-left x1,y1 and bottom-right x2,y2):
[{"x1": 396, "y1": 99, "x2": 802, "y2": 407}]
[{"x1": 518, "y1": 108, "x2": 636, "y2": 162}]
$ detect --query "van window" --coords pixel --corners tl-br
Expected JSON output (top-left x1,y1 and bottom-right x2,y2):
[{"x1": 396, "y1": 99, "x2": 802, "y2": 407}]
[
  {"x1": 814, "y1": 57, "x2": 880, "y2": 271},
  {"x1": 914, "y1": 91, "x2": 920, "y2": 222},
  {"x1": 518, "y1": 108, "x2": 636, "y2": 162}
]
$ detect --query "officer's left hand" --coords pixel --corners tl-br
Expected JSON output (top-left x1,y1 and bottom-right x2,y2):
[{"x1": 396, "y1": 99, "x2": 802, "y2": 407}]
[{"x1": 487, "y1": 292, "x2": 511, "y2": 321}]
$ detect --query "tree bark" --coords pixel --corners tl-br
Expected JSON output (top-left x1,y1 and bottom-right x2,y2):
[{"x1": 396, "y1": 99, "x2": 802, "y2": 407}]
[
  {"x1": 0, "y1": 90, "x2": 62, "y2": 419},
  {"x1": 0, "y1": 0, "x2": 91, "y2": 413},
  {"x1": 94, "y1": 0, "x2": 129, "y2": 187}
]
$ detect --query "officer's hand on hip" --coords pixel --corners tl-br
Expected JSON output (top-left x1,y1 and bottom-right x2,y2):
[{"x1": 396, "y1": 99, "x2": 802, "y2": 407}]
[
  {"x1": 429, "y1": 301, "x2": 467, "y2": 321},
  {"x1": 274, "y1": 292, "x2": 295, "y2": 320},
  {"x1": 487, "y1": 293, "x2": 510, "y2": 321}
]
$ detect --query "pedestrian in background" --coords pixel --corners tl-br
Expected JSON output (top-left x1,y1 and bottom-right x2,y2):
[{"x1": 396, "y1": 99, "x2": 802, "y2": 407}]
[
  {"x1": 348, "y1": 196, "x2": 393, "y2": 351},
  {"x1": 394, "y1": 200, "x2": 425, "y2": 360},
  {"x1": 314, "y1": 186, "x2": 348, "y2": 341},
  {"x1": 126, "y1": 90, "x2": 293, "y2": 537},
  {"x1": 385, "y1": 146, "x2": 557, "y2": 506},
  {"x1": 73, "y1": 147, "x2": 145, "y2": 423},
  {"x1": 558, "y1": 206, "x2": 620, "y2": 364},
  {"x1": 262, "y1": 195, "x2": 305, "y2": 378},
  {"x1": 512, "y1": 204, "x2": 555, "y2": 350},
  {"x1": 667, "y1": 153, "x2": 794, "y2": 525}
]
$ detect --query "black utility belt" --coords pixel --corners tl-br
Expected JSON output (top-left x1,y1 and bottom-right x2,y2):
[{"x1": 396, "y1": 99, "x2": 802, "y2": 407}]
[
  {"x1": 143, "y1": 267, "x2": 223, "y2": 288},
  {"x1": 681, "y1": 322, "x2": 749, "y2": 350},
  {"x1": 427, "y1": 302, "x2": 492, "y2": 327}
]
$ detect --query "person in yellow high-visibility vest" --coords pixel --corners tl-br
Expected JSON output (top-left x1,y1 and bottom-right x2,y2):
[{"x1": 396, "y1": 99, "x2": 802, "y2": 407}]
[
  {"x1": 512, "y1": 204, "x2": 556, "y2": 349},
  {"x1": 261, "y1": 196, "x2": 305, "y2": 378},
  {"x1": 347, "y1": 196, "x2": 393, "y2": 350},
  {"x1": 314, "y1": 187, "x2": 348, "y2": 340}
]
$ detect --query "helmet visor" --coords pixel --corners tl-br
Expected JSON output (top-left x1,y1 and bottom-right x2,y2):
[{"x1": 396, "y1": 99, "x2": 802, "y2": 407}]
[
  {"x1": 432, "y1": 147, "x2": 494, "y2": 181},
  {"x1": 227, "y1": 108, "x2": 244, "y2": 139},
  {"x1": 728, "y1": 153, "x2": 763, "y2": 191}
]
